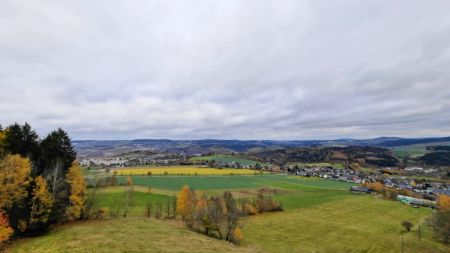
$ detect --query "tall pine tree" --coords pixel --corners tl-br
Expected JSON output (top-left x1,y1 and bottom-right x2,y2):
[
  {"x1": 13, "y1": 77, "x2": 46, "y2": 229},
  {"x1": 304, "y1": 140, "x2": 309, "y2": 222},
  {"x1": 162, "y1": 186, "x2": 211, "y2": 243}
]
[{"x1": 39, "y1": 128, "x2": 76, "y2": 223}]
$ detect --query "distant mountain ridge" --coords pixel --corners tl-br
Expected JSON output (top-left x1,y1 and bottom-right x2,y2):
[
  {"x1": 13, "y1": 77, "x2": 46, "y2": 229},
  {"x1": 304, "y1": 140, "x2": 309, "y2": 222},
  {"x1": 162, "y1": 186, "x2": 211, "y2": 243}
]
[{"x1": 72, "y1": 136, "x2": 450, "y2": 157}]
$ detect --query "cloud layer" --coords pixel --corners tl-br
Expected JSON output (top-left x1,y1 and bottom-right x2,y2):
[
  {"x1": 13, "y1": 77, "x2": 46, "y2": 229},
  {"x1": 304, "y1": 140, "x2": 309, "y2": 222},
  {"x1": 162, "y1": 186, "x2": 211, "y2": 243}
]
[{"x1": 1, "y1": 0, "x2": 450, "y2": 140}]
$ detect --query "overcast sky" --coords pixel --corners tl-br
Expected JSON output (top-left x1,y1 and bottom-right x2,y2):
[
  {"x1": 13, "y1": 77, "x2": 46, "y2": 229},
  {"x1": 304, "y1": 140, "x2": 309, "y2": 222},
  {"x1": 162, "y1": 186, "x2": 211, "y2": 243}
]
[{"x1": 1, "y1": 0, "x2": 450, "y2": 140}]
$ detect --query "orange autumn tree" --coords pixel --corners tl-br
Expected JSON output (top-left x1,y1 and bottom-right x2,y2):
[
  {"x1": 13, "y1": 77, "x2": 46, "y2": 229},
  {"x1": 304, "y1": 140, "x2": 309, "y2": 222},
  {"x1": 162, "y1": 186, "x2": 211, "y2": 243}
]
[
  {"x1": 176, "y1": 185, "x2": 195, "y2": 220},
  {"x1": 193, "y1": 191, "x2": 209, "y2": 232},
  {"x1": 0, "y1": 211, "x2": 13, "y2": 243},
  {"x1": 429, "y1": 194, "x2": 450, "y2": 243},
  {"x1": 66, "y1": 162, "x2": 86, "y2": 220},
  {"x1": 437, "y1": 194, "x2": 450, "y2": 211},
  {"x1": 365, "y1": 181, "x2": 384, "y2": 193}
]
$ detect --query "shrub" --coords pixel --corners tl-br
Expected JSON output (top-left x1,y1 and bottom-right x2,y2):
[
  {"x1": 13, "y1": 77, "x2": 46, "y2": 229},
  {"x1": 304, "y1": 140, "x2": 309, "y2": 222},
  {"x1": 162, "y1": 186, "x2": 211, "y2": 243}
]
[
  {"x1": 0, "y1": 211, "x2": 13, "y2": 244},
  {"x1": 428, "y1": 195, "x2": 450, "y2": 244},
  {"x1": 365, "y1": 182, "x2": 384, "y2": 193},
  {"x1": 232, "y1": 227, "x2": 244, "y2": 244},
  {"x1": 126, "y1": 176, "x2": 133, "y2": 186},
  {"x1": 402, "y1": 220, "x2": 413, "y2": 232},
  {"x1": 437, "y1": 194, "x2": 450, "y2": 211},
  {"x1": 428, "y1": 210, "x2": 450, "y2": 244},
  {"x1": 95, "y1": 208, "x2": 106, "y2": 219},
  {"x1": 255, "y1": 192, "x2": 283, "y2": 213},
  {"x1": 244, "y1": 203, "x2": 257, "y2": 215}
]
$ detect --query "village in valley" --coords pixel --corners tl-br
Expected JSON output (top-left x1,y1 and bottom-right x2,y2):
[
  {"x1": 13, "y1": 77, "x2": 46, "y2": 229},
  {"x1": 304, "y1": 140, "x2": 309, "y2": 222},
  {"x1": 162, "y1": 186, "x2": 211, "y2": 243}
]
[{"x1": 78, "y1": 139, "x2": 450, "y2": 209}]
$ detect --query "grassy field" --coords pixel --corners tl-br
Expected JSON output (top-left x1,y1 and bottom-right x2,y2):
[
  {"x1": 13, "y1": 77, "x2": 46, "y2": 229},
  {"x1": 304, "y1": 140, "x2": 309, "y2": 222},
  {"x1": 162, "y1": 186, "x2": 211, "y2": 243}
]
[
  {"x1": 190, "y1": 154, "x2": 268, "y2": 166},
  {"x1": 243, "y1": 196, "x2": 448, "y2": 253},
  {"x1": 6, "y1": 175, "x2": 449, "y2": 252},
  {"x1": 90, "y1": 176, "x2": 356, "y2": 213},
  {"x1": 124, "y1": 174, "x2": 356, "y2": 191},
  {"x1": 391, "y1": 145, "x2": 430, "y2": 159},
  {"x1": 391, "y1": 141, "x2": 450, "y2": 159},
  {"x1": 6, "y1": 218, "x2": 256, "y2": 253},
  {"x1": 94, "y1": 187, "x2": 174, "y2": 216},
  {"x1": 114, "y1": 166, "x2": 262, "y2": 176}
]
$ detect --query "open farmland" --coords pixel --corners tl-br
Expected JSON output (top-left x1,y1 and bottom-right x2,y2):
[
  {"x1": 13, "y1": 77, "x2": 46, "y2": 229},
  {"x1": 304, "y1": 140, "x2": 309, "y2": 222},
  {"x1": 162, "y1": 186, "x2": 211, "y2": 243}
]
[
  {"x1": 114, "y1": 166, "x2": 262, "y2": 176},
  {"x1": 6, "y1": 175, "x2": 449, "y2": 253},
  {"x1": 95, "y1": 187, "x2": 174, "y2": 216},
  {"x1": 389, "y1": 141, "x2": 450, "y2": 159},
  {"x1": 109, "y1": 174, "x2": 356, "y2": 191},
  {"x1": 243, "y1": 195, "x2": 448, "y2": 253},
  {"x1": 391, "y1": 144, "x2": 430, "y2": 159},
  {"x1": 190, "y1": 154, "x2": 268, "y2": 166}
]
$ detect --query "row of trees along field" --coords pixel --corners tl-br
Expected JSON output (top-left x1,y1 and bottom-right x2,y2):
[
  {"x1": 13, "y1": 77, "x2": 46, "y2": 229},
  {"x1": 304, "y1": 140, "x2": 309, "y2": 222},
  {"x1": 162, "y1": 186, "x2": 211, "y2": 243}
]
[
  {"x1": 0, "y1": 123, "x2": 86, "y2": 245},
  {"x1": 176, "y1": 185, "x2": 283, "y2": 244},
  {"x1": 84, "y1": 175, "x2": 283, "y2": 245},
  {"x1": 365, "y1": 182, "x2": 450, "y2": 243}
]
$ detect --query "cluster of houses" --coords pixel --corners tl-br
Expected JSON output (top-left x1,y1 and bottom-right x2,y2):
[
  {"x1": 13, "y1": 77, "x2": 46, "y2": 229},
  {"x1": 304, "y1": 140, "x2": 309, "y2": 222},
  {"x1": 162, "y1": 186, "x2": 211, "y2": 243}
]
[
  {"x1": 193, "y1": 159, "x2": 271, "y2": 170},
  {"x1": 80, "y1": 153, "x2": 186, "y2": 168},
  {"x1": 80, "y1": 157, "x2": 127, "y2": 167},
  {"x1": 382, "y1": 177, "x2": 450, "y2": 196},
  {"x1": 404, "y1": 166, "x2": 437, "y2": 174},
  {"x1": 207, "y1": 161, "x2": 256, "y2": 169},
  {"x1": 286, "y1": 164, "x2": 450, "y2": 202},
  {"x1": 287, "y1": 165, "x2": 366, "y2": 183}
]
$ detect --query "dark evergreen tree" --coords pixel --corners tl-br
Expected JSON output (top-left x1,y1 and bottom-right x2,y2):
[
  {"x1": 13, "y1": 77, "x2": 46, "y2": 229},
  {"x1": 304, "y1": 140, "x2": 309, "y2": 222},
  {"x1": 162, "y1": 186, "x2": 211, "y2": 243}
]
[
  {"x1": 2, "y1": 123, "x2": 41, "y2": 167},
  {"x1": 39, "y1": 128, "x2": 76, "y2": 175},
  {"x1": 39, "y1": 128, "x2": 76, "y2": 223}
]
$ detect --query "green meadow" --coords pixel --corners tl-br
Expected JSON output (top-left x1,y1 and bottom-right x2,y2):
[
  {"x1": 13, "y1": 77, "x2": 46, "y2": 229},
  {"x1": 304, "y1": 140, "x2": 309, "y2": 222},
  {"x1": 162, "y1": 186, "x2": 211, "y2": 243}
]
[
  {"x1": 189, "y1": 154, "x2": 269, "y2": 166},
  {"x1": 243, "y1": 196, "x2": 448, "y2": 253},
  {"x1": 116, "y1": 174, "x2": 356, "y2": 191},
  {"x1": 6, "y1": 174, "x2": 449, "y2": 253}
]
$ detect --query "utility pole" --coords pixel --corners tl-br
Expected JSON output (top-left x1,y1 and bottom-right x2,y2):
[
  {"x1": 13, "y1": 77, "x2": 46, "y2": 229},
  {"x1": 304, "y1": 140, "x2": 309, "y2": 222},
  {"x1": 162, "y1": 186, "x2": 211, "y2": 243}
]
[{"x1": 419, "y1": 225, "x2": 421, "y2": 241}]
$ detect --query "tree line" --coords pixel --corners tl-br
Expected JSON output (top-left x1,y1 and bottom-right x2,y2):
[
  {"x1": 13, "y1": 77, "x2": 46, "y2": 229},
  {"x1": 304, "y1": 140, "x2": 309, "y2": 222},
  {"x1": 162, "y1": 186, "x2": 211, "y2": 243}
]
[
  {"x1": 176, "y1": 185, "x2": 283, "y2": 244},
  {"x1": 0, "y1": 123, "x2": 86, "y2": 245}
]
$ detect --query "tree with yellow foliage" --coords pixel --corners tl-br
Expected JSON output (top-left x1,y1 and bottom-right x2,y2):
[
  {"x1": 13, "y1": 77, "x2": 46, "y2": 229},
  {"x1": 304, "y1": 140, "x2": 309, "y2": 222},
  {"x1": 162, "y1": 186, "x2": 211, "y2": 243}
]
[
  {"x1": 65, "y1": 162, "x2": 86, "y2": 220},
  {"x1": 0, "y1": 154, "x2": 31, "y2": 210},
  {"x1": 437, "y1": 194, "x2": 450, "y2": 211},
  {"x1": 29, "y1": 176, "x2": 54, "y2": 228},
  {"x1": 176, "y1": 185, "x2": 195, "y2": 220},
  {"x1": 0, "y1": 128, "x2": 6, "y2": 157},
  {"x1": 232, "y1": 227, "x2": 244, "y2": 244},
  {"x1": 365, "y1": 181, "x2": 384, "y2": 193},
  {"x1": 0, "y1": 211, "x2": 13, "y2": 244},
  {"x1": 193, "y1": 191, "x2": 209, "y2": 233},
  {"x1": 428, "y1": 194, "x2": 450, "y2": 243}
]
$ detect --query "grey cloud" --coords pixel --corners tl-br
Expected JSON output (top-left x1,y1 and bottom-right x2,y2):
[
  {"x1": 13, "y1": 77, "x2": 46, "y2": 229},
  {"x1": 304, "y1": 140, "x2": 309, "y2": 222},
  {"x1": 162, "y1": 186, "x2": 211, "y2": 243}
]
[{"x1": 0, "y1": 0, "x2": 450, "y2": 140}]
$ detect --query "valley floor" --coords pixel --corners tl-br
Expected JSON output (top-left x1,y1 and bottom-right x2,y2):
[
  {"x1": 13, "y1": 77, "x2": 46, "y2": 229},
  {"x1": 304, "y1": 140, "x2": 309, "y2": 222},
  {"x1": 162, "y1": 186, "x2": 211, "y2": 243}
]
[{"x1": 5, "y1": 175, "x2": 450, "y2": 253}]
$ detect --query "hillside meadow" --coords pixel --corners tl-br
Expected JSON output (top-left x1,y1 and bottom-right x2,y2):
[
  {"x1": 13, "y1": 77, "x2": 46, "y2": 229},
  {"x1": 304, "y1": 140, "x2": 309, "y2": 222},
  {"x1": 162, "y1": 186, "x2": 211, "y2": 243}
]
[
  {"x1": 243, "y1": 196, "x2": 448, "y2": 253},
  {"x1": 6, "y1": 218, "x2": 255, "y2": 253},
  {"x1": 113, "y1": 166, "x2": 262, "y2": 176},
  {"x1": 189, "y1": 154, "x2": 269, "y2": 166},
  {"x1": 5, "y1": 174, "x2": 450, "y2": 253}
]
